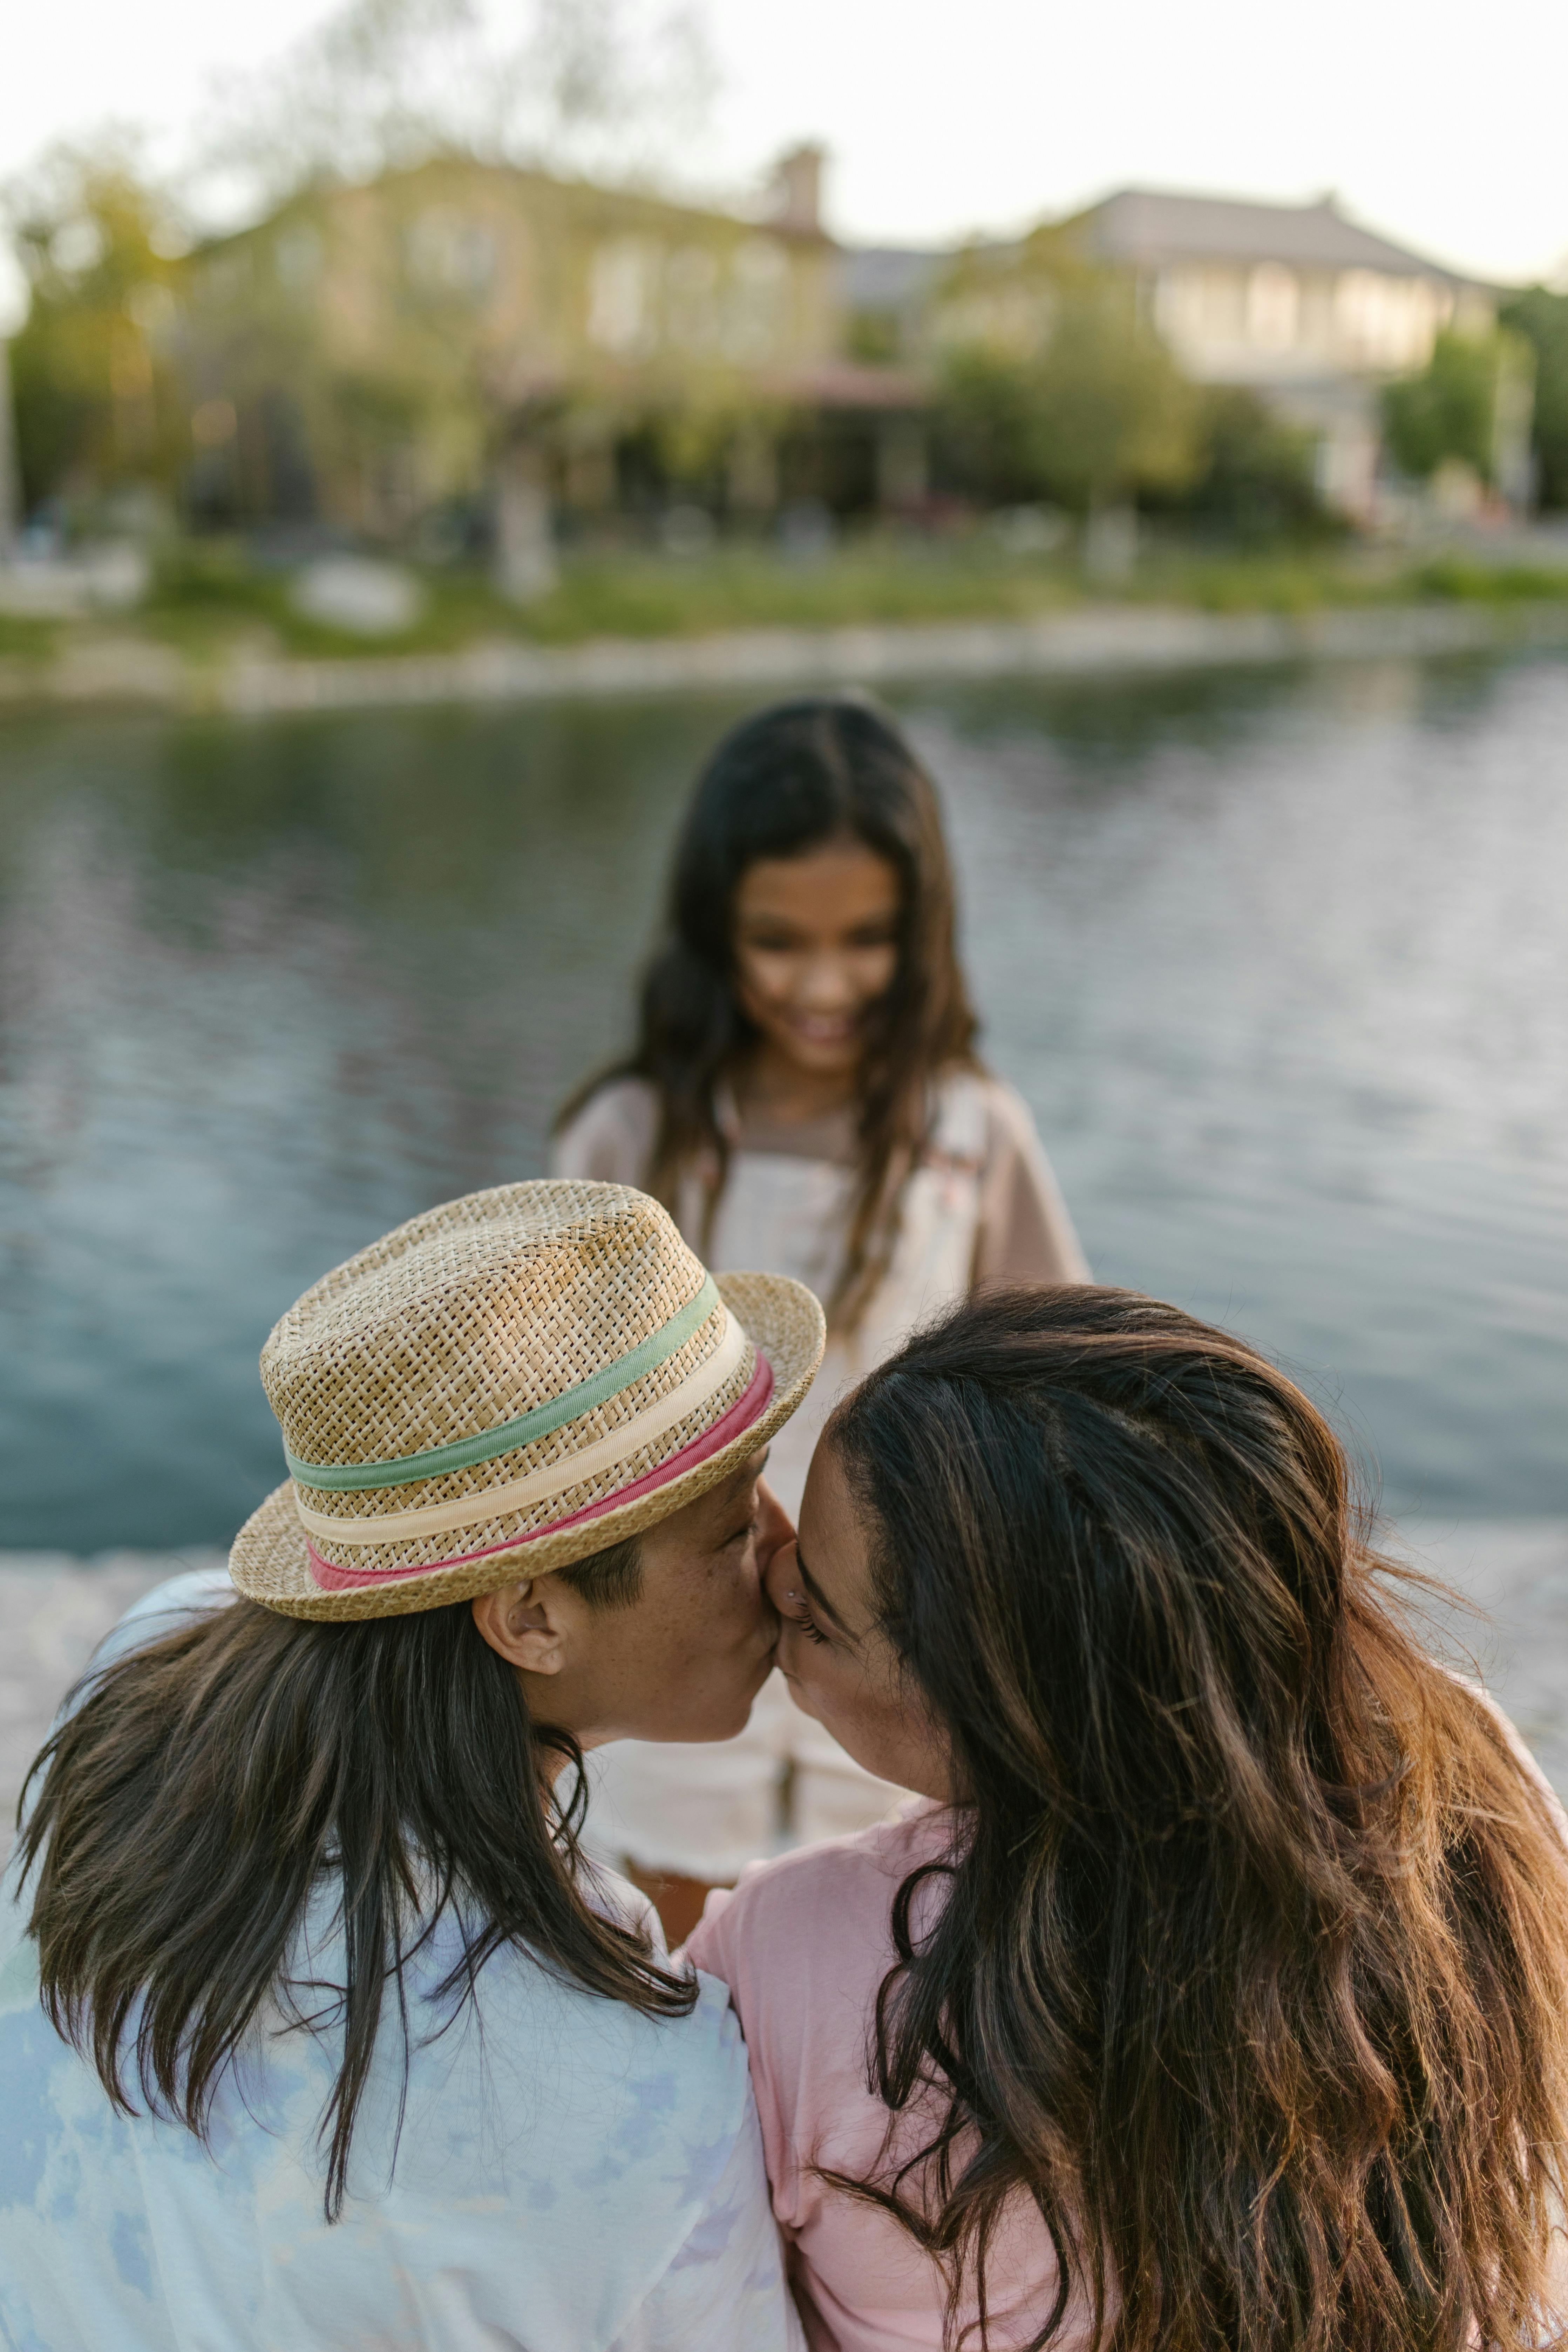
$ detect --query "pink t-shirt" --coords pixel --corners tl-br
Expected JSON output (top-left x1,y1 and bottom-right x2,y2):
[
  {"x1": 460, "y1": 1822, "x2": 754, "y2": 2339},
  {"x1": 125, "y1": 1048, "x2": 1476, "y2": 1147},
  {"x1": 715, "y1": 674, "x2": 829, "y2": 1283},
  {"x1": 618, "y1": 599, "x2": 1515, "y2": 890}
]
[{"x1": 686, "y1": 1804, "x2": 1088, "y2": 2352}]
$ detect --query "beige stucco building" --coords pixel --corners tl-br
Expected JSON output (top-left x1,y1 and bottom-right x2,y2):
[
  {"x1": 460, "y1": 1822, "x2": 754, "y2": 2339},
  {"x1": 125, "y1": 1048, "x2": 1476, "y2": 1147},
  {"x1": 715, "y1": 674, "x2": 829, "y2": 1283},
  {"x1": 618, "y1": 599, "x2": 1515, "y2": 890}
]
[
  {"x1": 175, "y1": 146, "x2": 918, "y2": 543},
  {"x1": 849, "y1": 188, "x2": 1524, "y2": 523},
  {"x1": 169, "y1": 165, "x2": 1522, "y2": 541},
  {"x1": 1067, "y1": 189, "x2": 1509, "y2": 517}
]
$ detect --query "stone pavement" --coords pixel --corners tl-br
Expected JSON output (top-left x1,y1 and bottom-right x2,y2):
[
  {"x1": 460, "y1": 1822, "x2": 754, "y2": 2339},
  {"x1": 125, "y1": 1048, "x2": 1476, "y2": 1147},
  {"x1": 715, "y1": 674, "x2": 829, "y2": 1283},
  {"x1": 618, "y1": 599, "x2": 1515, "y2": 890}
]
[
  {"x1": 1, "y1": 1551, "x2": 225, "y2": 1865},
  {"x1": 2, "y1": 1525, "x2": 1566, "y2": 1866}
]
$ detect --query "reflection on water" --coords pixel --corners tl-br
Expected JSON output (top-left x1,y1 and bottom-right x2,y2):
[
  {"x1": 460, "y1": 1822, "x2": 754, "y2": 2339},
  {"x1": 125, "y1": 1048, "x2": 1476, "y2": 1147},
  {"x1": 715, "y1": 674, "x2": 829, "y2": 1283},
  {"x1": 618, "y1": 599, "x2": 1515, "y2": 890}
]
[{"x1": 1, "y1": 654, "x2": 1565, "y2": 1551}]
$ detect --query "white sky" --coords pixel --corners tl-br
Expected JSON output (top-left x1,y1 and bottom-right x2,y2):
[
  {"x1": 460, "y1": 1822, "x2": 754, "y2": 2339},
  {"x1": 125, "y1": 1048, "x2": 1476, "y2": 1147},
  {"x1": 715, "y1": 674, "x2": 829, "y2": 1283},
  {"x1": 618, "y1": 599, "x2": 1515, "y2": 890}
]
[{"x1": 3, "y1": 0, "x2": 1566, "y2": 291}]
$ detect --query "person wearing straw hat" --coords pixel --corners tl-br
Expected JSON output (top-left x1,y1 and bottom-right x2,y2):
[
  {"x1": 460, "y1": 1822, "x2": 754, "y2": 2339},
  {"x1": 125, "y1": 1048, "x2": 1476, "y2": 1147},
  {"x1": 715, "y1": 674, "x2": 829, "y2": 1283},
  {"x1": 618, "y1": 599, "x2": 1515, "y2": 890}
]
[{"x1": 0, "y1": 1181, "x2": 822, "y2": 2352}]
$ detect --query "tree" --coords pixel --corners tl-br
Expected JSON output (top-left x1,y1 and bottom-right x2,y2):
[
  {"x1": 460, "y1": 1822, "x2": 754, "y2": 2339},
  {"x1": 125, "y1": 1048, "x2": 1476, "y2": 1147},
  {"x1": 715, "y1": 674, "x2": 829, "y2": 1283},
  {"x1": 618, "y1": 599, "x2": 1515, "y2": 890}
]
[
  {"x1": 1382, "y1": 329, "x2": 1504, "y2": 483},
  {"x1": 934, "y1": 266, "x2": 1199, "y2": 516},
  {"x1": 931, "y1": 346, "x2": 1052, "y2": 507},
  {"x1": 192, "y1": 0, "x2": 717, "y2": 223},
  {"x1": 1161, "y1": 386, "x2": 1333, "y2": 543},
  {"x1": 1499, "y1": 287, "x2": 1568, "y2": 510},
  {"x1": 5, "y1": 145, "x2": 187, "y2": 512},
  {"x1": 1024, "y1": 278, "x2": 1199, "y2": 514}
]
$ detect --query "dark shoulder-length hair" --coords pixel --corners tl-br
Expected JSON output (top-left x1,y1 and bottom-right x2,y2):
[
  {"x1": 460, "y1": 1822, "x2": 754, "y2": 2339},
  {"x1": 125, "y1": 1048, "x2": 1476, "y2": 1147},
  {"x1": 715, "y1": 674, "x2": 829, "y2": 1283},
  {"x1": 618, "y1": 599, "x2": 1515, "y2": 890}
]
[
  {"x1": 561, "y1": 695, "x2": 979, "y2": 1329},
  {"x1": 16, "y1": 1537, "x2": 689, "y2": 2222},
  {"x1": 827, "y1": 1284, "x2": 1568, "y2": 2352}
]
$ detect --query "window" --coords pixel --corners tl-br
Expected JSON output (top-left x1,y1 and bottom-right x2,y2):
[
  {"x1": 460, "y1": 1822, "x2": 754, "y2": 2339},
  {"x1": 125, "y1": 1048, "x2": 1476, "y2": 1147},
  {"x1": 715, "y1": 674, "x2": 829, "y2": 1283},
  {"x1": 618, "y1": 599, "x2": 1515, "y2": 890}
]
[
  {"x1": 1247, "y1": 263, "x2": 1299, "y2": 351},
  {"x1": 666, "y1": 246, "x2": 719, "y2": 351},
  {"x1": 404, "y1": 209, "x2": 496, "y2": 303},
  {"x1": 1336, "y1": 269, "x2": 1424, "y2": 366},
  {"x1": 588, "y1": 237, "x2": 663, "y2": 357},
  {"x1": 274, "y1": 225, "x2": 323, "y2": 294},
  {"x1": 725, "y1": 237, "x2": 789, "y2": 362}
]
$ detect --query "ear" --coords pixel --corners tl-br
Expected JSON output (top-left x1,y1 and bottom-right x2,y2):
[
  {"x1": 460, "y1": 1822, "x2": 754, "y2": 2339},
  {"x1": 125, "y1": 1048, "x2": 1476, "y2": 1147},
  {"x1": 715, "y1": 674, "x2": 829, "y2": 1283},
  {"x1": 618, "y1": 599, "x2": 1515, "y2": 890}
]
[{"x1": 472, "y1": 1579, "x2": 568, "y2": 1675}]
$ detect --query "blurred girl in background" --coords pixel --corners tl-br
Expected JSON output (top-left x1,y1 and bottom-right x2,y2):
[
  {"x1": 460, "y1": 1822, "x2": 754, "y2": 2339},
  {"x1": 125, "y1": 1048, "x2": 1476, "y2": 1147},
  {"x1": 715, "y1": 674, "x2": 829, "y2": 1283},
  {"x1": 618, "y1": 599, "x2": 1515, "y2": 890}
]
[{"x1": 552, "y1": 695, "x2": 1088, "y2": 1936}]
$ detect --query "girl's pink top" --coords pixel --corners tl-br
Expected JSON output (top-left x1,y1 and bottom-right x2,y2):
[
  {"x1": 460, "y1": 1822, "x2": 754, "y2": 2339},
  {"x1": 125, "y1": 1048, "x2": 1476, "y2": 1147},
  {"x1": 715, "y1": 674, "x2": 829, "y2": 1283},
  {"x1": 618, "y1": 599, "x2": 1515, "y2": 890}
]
[{"x1": 686, "y1": 1803, "x2": 1089, "y2": 2352}]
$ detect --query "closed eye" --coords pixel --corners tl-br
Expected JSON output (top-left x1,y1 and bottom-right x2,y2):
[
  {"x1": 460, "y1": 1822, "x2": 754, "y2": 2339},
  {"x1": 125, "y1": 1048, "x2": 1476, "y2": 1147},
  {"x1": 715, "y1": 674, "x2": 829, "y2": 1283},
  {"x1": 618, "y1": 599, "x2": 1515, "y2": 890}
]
[{"x1": 785, "y1": 1594, "x2": 829, "y2": 1645}]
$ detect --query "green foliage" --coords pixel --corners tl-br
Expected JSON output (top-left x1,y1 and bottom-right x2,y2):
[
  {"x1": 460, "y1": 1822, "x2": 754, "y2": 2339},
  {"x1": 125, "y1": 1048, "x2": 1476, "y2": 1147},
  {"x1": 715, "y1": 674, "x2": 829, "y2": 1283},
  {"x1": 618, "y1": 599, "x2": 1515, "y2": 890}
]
[
  {"x1": 6, "y1": 148, "x2": 188, "y2": 511},
  {"x1": 1410, "y1": 555, "x2": 1568, "y2": 602},
  {"x1": 0, "y1": 612, "x2": 61, "y2": 658},
  {"x1": 1026, "y1": 279, "x2": 1199, "y2": 510},
  {"x1": 1382, "y1": 331, "x2": 1499, "y2": 482},
  {"x1": 846, "y1": 311, "x2": 902, "y2": 365},
  {"x1": 1171, "y1": 387, "x2": 1335, "y2": 543},
  {"x1": 14, "y1": 534, "x2": 1568, "y2": 697},
  {"x1": 932, "y1": 348, "x2": 1052, "y2": 505},
  {"x1": 935, "y1": 270, "x2": 1199, "y2": 514},
  {"x1": 1499, "y1": 287, "x2": 1568, "y2": 509}
]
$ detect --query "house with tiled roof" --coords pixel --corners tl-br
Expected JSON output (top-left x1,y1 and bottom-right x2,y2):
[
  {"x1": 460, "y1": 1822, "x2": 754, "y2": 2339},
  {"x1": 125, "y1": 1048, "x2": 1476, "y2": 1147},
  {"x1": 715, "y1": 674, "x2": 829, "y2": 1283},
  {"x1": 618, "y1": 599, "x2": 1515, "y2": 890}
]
[
  {"x1": 848, "y1": 189, "x2": 1523, "y2": 522},
  {"x1": 1064, "y1": 189, "x2": 1510, "y2": 515}
]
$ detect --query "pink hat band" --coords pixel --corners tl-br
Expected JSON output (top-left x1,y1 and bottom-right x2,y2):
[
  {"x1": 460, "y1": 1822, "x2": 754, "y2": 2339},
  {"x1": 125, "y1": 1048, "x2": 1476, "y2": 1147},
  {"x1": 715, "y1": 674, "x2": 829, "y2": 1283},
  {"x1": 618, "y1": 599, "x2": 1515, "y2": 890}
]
[{"x1": 306, "y1": 1346, "x2": 774, "y2": 1592}]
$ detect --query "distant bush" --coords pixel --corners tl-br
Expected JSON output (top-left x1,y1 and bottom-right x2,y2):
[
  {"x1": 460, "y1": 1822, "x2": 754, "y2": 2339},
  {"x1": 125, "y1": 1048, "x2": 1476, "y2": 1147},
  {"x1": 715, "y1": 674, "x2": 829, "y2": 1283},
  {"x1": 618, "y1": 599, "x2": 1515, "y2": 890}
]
[
  {"x1": 932, "y1": 274, "x2": 1199, "y2": 516},
  {"x1": 1152, "y1": 387, "x2": 1336, "y2": 544},
  {"x1": 1499, "y1": 286, "x2": 1568, "y2": 509},
  {"x1": 1382, "y1": 332, "x2": 1501, "y2": 482},
  {"x1": 6, "y1": 148, "x2": 188, "y2": 511},
  {"x1": 1412, "y1": 556, "x2": 1568, "y2": 602},
  {"x1": 151, "y1": 543, "x2": 283, "y2": 612}
]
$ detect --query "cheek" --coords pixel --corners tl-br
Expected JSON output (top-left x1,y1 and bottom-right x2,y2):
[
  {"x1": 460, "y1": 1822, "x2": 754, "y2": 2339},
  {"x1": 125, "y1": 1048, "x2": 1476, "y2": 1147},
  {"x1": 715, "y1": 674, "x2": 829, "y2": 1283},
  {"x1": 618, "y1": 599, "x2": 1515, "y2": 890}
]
[
  {"x1": 850, "y1": 947, "x2": 898, "y2": 1002},
  {"x1": 734, "y1": 949, "x2": 795, "y2": 1012},
  {"x1": 680, "y1": 1543, "x2": 762, "y2": 1649}
]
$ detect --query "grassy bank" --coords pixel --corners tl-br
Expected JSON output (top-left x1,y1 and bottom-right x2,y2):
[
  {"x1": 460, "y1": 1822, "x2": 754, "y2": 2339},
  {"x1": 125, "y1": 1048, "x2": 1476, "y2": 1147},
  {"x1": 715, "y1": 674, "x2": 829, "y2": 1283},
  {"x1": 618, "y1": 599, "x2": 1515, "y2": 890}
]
[
  {"x1": 4, "y1": 537, "x2": 1568, "y2": 687},
  {"x1": 126, "y1": 538, "x2": 1568, "y2": 661}
]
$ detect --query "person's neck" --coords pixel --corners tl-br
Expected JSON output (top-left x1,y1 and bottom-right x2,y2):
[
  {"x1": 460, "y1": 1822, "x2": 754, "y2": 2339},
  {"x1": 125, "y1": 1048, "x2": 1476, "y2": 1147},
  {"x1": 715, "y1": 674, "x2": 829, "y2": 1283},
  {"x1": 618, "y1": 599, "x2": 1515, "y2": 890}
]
[{"x1": 735, "y1": 1046, "x2": 860, "y2": 1128}]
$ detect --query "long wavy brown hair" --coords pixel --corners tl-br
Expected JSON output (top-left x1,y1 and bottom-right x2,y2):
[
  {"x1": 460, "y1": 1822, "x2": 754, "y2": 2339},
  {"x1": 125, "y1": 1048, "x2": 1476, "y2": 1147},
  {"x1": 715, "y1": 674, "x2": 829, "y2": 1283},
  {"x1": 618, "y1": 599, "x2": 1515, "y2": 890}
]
[
  {"x1": 16, "y1": 1537, "x2": 689, "y2": 2223},
  {"x1": 827, "y1": 1284, "x2": 1568, "y2": 2352},
  {"x1": 559, "y1": 696, "x2": 979, "y2": 1330}
]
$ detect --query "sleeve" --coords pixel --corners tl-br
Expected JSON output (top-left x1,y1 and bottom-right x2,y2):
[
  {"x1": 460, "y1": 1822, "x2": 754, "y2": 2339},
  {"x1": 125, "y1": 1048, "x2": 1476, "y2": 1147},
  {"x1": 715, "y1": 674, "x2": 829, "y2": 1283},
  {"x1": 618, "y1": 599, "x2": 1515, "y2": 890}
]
[
  {"x1": 606, "y1": 2093, "x2": 806, "y2": 2352},
  {"x1": 682, "y1": 1883, "x2": 736, "y2": 1974},
  {"x1": 685, "y1": 1882, "x2": 803, "y2": 2230},
  {"x1": 972, "y1": 1081, "x2": 1092, "y2": 1287},
  {"x1": 549, "y1": 1078, "x2": 660, "y2": 1189}
]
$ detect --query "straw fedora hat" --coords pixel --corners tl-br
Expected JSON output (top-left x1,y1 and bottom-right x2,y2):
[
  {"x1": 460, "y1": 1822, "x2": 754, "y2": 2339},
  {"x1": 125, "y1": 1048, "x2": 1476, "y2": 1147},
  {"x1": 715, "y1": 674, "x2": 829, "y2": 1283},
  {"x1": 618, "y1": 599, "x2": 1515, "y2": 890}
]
[{"x1": 231, "y1": 1180, "x2": 824, "y2": 1621}]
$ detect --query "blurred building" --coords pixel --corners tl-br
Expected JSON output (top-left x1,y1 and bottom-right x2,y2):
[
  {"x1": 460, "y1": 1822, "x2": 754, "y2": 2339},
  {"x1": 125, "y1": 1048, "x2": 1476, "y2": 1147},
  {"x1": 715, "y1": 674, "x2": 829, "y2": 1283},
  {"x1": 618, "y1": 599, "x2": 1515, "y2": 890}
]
[
  {"x1": 173, "y1": 147, "x2": 920, "y2": 547},
  {"x1": 848, "y1": 190, "x2": 1523, "y2": 523},
  {"x1": 1068, "y1": 189, "x2": 1509, "y2": 518},
  {"x1": 154, "y1": 165, "x2": 1528, "y2": 545}
]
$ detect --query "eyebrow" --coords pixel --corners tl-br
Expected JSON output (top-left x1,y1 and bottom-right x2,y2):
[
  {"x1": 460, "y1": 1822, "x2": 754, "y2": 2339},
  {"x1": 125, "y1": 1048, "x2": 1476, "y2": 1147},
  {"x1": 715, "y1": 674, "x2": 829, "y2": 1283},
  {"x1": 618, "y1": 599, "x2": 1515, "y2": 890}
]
[{"x1": 793, "y1": 1545, "x2": 855, "y2": 1638}]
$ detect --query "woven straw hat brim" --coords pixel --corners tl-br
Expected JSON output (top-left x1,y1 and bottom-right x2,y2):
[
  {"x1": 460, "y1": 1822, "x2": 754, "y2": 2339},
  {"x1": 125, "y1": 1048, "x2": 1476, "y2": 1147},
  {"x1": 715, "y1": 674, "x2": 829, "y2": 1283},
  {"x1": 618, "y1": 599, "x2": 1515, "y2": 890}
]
[{"x1": 231, "y1": 1270, "x2": 823, "y2": 1620}]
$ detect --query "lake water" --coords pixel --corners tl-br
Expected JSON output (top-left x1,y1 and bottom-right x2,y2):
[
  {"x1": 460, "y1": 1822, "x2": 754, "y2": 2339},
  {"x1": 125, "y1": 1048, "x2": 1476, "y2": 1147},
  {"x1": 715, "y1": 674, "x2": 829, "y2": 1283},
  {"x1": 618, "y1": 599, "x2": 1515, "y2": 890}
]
[{"x1": 2, "y1": 652, "x2": 1566, "y2": 1555}]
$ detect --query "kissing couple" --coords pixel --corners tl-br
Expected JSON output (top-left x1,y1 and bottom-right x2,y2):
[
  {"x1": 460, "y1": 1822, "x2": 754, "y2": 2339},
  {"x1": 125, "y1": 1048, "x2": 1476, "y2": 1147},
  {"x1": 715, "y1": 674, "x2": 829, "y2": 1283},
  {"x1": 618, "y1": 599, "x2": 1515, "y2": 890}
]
[{"x1": 5, "y1": 1182, "x2": 1568, "y2": 2352}]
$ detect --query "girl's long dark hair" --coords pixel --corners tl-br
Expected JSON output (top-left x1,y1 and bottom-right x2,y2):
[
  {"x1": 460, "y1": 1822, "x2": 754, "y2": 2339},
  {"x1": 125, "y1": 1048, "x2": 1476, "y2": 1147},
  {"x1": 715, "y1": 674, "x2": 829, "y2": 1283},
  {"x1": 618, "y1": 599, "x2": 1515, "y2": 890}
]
[
  {"x1": 18, "y1": 1554, "x2": 691, "y2": 2221},
  {"x1": 828, "y1": 1284, "x2": 1568, "y2": 2352},
  {"x1": 563, "y1": 696, "x2": 979, "y2": 1328}
]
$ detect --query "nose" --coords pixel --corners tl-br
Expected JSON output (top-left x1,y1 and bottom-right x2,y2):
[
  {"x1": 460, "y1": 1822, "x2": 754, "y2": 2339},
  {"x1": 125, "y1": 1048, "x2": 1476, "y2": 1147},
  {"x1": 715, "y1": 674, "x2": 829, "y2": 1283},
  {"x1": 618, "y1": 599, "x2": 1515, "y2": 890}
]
[{"x1": 797, "y1": 951, "x2": 859, "y2": 1010}]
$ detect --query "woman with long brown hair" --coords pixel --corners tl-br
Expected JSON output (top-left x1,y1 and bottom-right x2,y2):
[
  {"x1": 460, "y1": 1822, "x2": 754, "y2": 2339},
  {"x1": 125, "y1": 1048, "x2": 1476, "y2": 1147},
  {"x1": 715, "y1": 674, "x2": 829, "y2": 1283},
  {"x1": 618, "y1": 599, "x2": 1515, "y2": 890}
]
[
  {"x1": 554, "y1": 696, "x2": 1087, "y2": 1933},
  {"x1": 690, "y1": 1284, "x2": 1568, "y2": 2351},
  {"x1": 0, "y1": 1183, "x2": 817, "y2": 2351}
]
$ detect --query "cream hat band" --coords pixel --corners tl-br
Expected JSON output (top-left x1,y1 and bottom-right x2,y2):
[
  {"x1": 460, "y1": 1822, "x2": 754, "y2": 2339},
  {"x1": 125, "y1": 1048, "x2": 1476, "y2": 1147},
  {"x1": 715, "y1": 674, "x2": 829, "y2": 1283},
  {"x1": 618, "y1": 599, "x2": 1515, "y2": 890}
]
[
  {"x1": 290, "y1": 1305, "x2": 748, "y2": 1547},
  {"x1": 230, "y1": 1181, "x2": 825, "y2": 1621}
]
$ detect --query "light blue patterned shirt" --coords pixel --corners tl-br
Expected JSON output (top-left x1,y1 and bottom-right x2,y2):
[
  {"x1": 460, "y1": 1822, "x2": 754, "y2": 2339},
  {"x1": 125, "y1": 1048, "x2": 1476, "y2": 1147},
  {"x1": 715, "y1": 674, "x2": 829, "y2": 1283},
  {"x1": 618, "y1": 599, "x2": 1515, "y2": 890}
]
[{"x1": 0, "y1": 1574, "x2": 802, "y2": 2352}]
